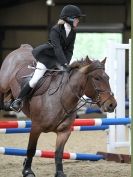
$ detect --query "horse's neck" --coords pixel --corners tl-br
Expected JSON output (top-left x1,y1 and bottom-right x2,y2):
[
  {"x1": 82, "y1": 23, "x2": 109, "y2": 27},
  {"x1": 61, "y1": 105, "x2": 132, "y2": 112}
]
[
  {"x1": 64, "y1": 71, "x2": 84, "y2": 102},
  {"x1": 70, "y1": 71, "x2": 84, "y2": 95}
]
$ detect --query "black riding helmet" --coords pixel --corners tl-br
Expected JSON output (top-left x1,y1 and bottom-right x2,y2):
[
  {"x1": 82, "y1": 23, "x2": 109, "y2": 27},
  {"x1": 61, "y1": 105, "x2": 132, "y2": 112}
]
[{"x1": 60, "y1": 5, "x2": 85, "y2": 26}]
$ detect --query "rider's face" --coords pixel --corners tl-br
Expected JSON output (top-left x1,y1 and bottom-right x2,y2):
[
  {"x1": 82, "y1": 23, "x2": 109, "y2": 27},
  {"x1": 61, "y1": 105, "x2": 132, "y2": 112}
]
[{"x1": 73, "y1": 18, "x2": 79, "y2": 29}]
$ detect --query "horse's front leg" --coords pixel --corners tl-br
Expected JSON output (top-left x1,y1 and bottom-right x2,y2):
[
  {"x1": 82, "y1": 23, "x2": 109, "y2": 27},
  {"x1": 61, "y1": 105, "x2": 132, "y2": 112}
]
[
  {"x1": 55, "y1": 129, "x2": 71, "y2": 177},
  {"x1": 22, "y1": 125, "x2": 41, "y2": 177}
]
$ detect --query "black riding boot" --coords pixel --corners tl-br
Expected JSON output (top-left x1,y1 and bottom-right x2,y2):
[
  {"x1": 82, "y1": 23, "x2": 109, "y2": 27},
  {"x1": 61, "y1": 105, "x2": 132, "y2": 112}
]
[{"x1": 10, "y1": 83, "x2": 32, "y2": 112}]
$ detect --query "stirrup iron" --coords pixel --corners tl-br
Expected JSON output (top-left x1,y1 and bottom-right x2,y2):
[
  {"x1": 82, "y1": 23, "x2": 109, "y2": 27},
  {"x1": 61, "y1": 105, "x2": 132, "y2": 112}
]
[{"x1": 10, "y1": 99, "x2": 23, "y2": 112}]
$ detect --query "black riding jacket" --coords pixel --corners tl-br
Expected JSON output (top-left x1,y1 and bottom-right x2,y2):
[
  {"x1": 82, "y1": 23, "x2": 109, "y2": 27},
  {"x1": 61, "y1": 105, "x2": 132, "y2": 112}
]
[{"x1": 32, "y1": 24, "x2": 76, "y2": 69}]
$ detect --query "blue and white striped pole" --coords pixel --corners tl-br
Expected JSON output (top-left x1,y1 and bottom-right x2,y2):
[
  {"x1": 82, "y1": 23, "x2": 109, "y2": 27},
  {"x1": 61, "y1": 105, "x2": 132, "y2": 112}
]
[
  {"x1": 0, "y1": 125, "x2": 109, "y2": 134},
  {"x1": 0, "y1": 147, "x2": 104, "y2": 161}
]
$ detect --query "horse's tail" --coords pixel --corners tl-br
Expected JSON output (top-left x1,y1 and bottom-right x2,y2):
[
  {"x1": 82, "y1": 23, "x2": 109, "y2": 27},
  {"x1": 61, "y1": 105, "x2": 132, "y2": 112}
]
[
  {"x1": 20, "y1": 44, "x2": 33, "y2": 50},
  {"x1": 0, "y1": 60, "x2": 3, "y2": 69},
  {"x1": 0, "y1": 91, "x2": 4, "y2": 110}
]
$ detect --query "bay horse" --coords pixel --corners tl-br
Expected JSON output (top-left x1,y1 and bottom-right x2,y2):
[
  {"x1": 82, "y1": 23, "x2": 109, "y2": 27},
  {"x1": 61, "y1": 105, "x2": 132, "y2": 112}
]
[{"x1": 0, "y1": 44, "x2": 117, "y2": 177}]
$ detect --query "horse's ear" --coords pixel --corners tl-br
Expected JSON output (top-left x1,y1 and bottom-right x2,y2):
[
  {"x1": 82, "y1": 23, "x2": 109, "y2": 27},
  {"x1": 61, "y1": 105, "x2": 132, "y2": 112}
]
[
  {"x1": 101, "y1": 57, "x2": 107, "y2": 65},
  {"x1": 79, "y1": 65, "x2": 90, "y2": 74},
  {"x1": 86, "y1": 55, "x2": 92, "y2": 64},
  {"x1": 86, "y1": 55, "x2": 89, "y2": 59}
]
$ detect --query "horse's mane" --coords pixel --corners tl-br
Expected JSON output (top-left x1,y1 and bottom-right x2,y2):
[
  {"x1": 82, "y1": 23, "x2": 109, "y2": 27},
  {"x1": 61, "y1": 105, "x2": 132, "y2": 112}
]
[{"x1": 70, "y1": 56, "x2": 93, "y2": 69}]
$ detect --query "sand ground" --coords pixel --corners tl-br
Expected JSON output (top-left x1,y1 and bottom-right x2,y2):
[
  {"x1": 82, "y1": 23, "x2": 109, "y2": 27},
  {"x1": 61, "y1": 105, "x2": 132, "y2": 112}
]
[{"x1": 0, "y1": 128, "x2": 131, "y2": 177}]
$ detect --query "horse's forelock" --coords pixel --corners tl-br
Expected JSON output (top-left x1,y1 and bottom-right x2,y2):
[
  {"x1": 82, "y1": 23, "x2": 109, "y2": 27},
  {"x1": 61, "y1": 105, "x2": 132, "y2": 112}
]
[
  {"x1": 89, "y1": 60, "x2": 105, "y2": 72},
  {"x1": 70, "y1": 57, "x2": 92, "y2": 69},
  {"x1": 70, "y1": 61, "x2": 81, "y2": 69}
]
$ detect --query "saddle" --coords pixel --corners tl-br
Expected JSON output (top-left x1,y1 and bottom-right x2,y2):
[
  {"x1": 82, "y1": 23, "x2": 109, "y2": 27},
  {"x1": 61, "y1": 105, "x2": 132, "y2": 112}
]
[{"x1": 16, "y1": 62, "x2": 63, "y2": 97}]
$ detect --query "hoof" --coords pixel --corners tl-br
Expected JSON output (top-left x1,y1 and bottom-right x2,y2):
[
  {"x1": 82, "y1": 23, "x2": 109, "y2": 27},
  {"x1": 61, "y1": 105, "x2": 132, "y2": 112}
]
[
  {"x1": 55, "y1": 171, "x2": 67, "y2": 177},
  {"x1": 22, "y1": 168, "x2": 36, "y2": 177},
  {"x1": 25, "y1": 175, "x2": 35, "y2": 177}
]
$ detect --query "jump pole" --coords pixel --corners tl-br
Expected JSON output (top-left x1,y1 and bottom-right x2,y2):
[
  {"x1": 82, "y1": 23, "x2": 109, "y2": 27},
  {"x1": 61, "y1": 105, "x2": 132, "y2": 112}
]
[
  {"x1": 0, "y1": 125, "x2": 109, "y2": 134},
  {"x1": 0, "y1": 147, "x2": 104, "y2": 161},
  {"x1": 0, "y1": 118, "x2": 130, "y2": 129}
]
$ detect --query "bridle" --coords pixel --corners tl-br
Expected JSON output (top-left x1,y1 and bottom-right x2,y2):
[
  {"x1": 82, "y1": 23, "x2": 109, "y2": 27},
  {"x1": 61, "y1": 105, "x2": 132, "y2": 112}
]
[
  {"x1": 87, "y1": 73, "x2": 114, "y2": 106},
  {"x1": 60, "y1": 62, "x2": 114, "y2": 116}
]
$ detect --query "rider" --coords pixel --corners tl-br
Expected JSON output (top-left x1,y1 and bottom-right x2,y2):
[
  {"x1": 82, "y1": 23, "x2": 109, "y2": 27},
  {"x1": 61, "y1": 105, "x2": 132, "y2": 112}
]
[{"x1": 10, "y1": 4, "x2": 85, "y2": 112}]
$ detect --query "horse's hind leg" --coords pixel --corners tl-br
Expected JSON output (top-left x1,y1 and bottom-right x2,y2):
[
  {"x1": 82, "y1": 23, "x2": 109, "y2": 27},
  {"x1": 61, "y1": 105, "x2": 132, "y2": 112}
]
[
  {"x1": 3, "y1": 90, "x2": 14, "y2": 111},
  {"x1": 22, "y1": 125, "x2": 41, "y2": 177},
  {"x1": 0, "y1": 90, "x2": 14, "y2": 111},
  {"x1": 55, "y1": 130, "x2": 71, "y2": 177}
]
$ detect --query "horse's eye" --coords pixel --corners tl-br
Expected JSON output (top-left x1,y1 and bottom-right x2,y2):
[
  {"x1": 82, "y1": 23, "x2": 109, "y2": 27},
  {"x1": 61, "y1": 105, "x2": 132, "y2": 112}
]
[{"x1": 94, "y1": 77, "x2": 100, "y2": 81}]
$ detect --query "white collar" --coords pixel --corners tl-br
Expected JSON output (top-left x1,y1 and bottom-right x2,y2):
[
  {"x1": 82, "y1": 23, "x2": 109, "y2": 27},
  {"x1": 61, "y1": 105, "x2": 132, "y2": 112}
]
[
  {"x1": 64, "y1": 22, "x2": 71, "y2": 30},
  {"x1": 64, "y1": 23, "x2": 71, "y2": 37}
]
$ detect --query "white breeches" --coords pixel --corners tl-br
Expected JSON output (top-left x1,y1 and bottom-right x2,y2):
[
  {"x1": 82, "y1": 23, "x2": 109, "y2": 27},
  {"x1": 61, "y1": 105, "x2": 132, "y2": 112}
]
[{"x1": 29, "y1": 62, "x2": 47, "y2": 88}]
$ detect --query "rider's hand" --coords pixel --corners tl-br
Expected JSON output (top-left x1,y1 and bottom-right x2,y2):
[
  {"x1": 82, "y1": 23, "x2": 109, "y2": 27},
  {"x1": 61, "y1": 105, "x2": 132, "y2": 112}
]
[
  {"x1": 62, "y1": 63, "x2": 71, "y2": 72},
  {"x1": 62, "y1": 63, "x2": 68, "y2": 69}
]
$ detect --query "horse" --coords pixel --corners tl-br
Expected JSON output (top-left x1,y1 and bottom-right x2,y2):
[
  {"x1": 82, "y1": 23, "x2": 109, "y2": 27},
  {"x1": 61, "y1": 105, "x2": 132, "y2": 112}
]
[{"x1": 0, "y1": 44, "x2": 117, "y2": 177}]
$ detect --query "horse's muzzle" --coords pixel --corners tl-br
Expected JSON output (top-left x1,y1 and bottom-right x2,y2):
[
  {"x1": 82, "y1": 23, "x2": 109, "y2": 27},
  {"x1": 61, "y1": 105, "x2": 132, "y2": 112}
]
[{"x1": 100, "y1": 97, "x2": 117, "y2": 113}]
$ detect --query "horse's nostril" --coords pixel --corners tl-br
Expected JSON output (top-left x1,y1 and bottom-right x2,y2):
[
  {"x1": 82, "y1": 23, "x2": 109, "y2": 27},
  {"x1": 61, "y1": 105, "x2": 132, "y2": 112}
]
[
  {"x1": 109, "y1": 103, "x2": 113, "y2": 108},
  {"x1": 108, "y1": 103, "x2": 116, "y2": 112}
]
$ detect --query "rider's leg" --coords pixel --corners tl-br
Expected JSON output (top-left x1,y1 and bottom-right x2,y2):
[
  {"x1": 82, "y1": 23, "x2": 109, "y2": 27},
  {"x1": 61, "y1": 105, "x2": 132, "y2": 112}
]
[{"x1": 10, "y1": 62, "x2": 47, "y2": 112}]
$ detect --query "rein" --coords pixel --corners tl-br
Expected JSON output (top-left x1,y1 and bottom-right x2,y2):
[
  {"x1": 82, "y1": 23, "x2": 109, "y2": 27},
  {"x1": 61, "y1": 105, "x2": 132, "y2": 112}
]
[{"x1": 47, "y1": 63, "x2": 113, "y2": 129}]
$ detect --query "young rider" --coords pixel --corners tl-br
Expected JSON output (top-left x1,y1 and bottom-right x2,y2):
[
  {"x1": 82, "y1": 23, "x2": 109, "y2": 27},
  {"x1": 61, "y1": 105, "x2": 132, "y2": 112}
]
[{"x1": 10, "y1": 5, "x2": 85, "y2": 112}]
